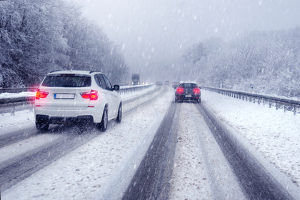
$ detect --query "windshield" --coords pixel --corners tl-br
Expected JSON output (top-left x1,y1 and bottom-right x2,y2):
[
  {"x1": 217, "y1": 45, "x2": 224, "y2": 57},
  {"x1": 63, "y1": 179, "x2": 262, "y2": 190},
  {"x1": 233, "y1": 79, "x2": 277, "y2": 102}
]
[{"x1": 42, "y1": 74, "x2": 91, "y2": 87}]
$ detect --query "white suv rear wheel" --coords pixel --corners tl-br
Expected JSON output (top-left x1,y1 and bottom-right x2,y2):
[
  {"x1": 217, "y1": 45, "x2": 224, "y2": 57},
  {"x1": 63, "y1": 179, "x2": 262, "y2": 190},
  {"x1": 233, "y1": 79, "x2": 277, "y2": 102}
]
[{"x1": 98, "y1": 108, "x2": 108, "y2": 132}]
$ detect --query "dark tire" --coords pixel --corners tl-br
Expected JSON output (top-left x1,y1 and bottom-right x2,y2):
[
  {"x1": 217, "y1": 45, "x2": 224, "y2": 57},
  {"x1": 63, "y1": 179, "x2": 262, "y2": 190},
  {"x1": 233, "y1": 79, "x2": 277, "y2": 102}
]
[
  {"x1": 116, "y1": 103, "x2": 122, "y2": 123},
  {"x1": 198, "y1": 98, "x2": 202, "y2": 104},
  {"x1": 36, "y1": 122, "x2": 49, "y2": 131},
  {"x1": 98, "y1": 108, "x2": 108, "y2": 132}
]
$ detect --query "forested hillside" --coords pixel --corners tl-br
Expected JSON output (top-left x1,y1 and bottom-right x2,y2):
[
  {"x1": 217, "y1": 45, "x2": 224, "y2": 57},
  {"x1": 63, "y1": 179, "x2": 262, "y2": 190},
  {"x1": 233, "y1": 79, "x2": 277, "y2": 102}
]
[
  {"x1": 0, "y1": 0, "x2": 128, "y2": 88},
  {"x1": 180, "y1": 28, "x2": 300, "y2": 98}
]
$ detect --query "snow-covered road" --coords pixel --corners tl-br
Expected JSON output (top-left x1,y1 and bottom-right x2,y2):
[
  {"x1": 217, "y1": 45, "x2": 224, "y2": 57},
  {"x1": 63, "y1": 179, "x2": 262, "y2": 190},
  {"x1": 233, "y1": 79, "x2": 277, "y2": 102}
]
[
  {"x1": 0, "y1": 86, "x2": 165, "y2": 195},
  {"x1": 1, "y1": 86, "x2": 299, "y2": 200}
]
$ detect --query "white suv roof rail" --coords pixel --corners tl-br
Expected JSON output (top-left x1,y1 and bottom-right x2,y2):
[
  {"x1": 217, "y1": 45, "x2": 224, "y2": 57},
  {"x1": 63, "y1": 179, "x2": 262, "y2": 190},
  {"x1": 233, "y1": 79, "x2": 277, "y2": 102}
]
[{"x1": 48, "y1": 70, "x2": 102, "y2": 75}]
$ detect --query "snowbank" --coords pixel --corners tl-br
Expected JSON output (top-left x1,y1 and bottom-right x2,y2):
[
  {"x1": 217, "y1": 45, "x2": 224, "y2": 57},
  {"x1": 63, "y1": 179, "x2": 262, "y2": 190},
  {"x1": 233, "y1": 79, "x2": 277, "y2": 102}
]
[{"x1": 202, "y1": 90, "x2": 300, "y2": 187}]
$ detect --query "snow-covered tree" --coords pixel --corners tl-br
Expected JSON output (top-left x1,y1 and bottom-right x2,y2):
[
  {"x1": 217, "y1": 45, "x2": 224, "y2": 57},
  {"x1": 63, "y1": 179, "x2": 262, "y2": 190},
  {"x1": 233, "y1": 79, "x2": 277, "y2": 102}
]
[{"x1": 0, "y1": 0, "x2": 128, "y2": 87}]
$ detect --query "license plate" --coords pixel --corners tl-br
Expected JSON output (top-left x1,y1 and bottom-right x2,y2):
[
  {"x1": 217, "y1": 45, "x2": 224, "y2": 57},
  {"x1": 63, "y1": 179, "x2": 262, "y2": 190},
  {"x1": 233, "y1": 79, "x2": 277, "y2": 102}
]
[
  {"x1": 54, "y1": 93, "x2": 75, "y2": 99},
  {"x1": 186, "y1": 95, "x2": 192, "y2": 97}
]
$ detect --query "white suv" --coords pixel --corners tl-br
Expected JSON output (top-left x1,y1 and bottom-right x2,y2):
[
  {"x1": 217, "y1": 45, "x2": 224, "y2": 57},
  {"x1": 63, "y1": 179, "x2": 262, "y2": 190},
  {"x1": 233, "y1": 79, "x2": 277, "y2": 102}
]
[{"x1": 34, "y1": 70, "x2": 122, "y2": 131}]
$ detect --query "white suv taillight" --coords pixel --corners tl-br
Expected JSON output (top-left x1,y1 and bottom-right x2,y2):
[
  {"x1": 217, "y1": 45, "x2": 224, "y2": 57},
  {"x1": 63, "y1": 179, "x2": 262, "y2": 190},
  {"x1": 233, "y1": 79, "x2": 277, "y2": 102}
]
[{"x1": 81, "y1": 90, "x2": 98, "y2": 100}]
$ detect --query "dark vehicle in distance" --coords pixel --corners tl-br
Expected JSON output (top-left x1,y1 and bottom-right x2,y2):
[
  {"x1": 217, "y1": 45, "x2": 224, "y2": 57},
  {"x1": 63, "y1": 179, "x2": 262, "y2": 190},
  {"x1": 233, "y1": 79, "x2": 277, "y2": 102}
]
[
  {"x1": 175, "y1": 82, "x2": 201, "y2": 103},
  {"x1": 132, "y1": 74, "x2": 140, "y2": 85}
]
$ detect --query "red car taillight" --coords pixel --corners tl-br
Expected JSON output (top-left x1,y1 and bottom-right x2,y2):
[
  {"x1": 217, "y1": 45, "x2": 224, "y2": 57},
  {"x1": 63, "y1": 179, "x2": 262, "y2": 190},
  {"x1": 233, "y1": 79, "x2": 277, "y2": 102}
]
[
  {"x1": 36, "y1": 89, "x2": 49, "y2": 99},
  {"x1": 176, "y1": 87, "x2": 184, "y2": 94},
  {"x1": 193, "y1": 88, "x2": 200, "y2": 94},
  {"x1": 81, "y1": 90, "x2": 98, "y2": 100}
]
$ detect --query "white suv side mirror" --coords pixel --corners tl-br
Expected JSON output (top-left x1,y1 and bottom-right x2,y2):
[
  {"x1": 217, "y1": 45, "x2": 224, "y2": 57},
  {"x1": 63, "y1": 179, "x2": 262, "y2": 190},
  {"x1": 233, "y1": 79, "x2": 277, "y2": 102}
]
[{"x1": 113, "y1": 85, "x2": 120, "y2": 91}]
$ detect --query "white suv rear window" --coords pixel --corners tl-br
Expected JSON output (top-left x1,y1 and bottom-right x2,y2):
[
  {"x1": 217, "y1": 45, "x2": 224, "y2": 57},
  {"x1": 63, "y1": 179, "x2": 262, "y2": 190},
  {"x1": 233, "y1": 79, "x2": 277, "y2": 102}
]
[{"x1": 42, "y1": 74, "x2": 91, "y2": 87}]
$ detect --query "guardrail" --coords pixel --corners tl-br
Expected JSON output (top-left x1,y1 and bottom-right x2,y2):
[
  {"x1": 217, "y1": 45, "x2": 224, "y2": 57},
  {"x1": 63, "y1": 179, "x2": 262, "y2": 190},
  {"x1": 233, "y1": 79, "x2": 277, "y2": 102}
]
[
  {"x1": 0, "y1": 87, "x2": 37, "y2": 94},
  {"x1": 119, "y1": 84, "x2": 152, "y2": 94},
  {"x1": 203, "y1": 86, "x2": 300, "y2": 115},
  {"x1": 0, "y1": 87, "x2": 37, "y2": 105}
]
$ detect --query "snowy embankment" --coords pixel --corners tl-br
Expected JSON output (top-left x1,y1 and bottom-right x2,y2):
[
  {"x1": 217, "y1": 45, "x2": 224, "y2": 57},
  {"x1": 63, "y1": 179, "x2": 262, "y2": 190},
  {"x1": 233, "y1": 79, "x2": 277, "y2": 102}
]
[
  {"x1": 202, "y1": 90, "x2": 300, "y2": 187},
  {"x1": 2, "y1": 87, "x2": 172, "y2": 200},
  {"x1": 0, "y1": 109, "x2": 35, "y2": 136}
]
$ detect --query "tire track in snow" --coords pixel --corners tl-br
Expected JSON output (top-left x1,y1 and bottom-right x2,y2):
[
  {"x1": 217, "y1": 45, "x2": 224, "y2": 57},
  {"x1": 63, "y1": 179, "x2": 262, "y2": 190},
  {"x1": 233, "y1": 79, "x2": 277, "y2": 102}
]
[
  {"x1": 169, "y1": 103, "x2": 245, "y2": 200},
  {"x1": 122, "y1": 100, "x2": 179, "y2": 200}
]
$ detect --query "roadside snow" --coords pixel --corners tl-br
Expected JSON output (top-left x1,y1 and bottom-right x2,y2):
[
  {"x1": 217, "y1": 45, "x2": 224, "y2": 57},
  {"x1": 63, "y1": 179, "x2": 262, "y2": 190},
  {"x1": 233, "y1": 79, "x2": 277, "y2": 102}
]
[
  {"x1": 0, "y1": 134, "x2": 61, "y2": 168},
  {"x1": 2, "y1": 88, "x2": 172, "y2": 200},
  {"x1": 0, "y1": 92, "x2": 35, "y2": 99},
  {"x1": 169, "y1": 103, "x2": 245, "y2": 200},
  {"x1": 202, "y1": 90, "x2": 300, "y2": 187},
  {"x1": 0, "y1": 109, "x2": 35, "y2": 136}
]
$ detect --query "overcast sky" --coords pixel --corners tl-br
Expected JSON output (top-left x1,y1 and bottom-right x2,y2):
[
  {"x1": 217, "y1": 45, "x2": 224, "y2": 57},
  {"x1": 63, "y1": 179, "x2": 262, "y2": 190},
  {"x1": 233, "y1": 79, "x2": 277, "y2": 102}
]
[{"x1": 75, "y1": 0, "x2": 300, "y2": 74}]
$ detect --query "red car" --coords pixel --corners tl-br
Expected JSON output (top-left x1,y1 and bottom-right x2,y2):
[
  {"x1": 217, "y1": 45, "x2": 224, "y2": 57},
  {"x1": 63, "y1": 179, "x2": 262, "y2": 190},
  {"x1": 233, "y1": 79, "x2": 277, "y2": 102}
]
[{"x1": 175, "y1": 82, "x2": 201, "y2": 103}]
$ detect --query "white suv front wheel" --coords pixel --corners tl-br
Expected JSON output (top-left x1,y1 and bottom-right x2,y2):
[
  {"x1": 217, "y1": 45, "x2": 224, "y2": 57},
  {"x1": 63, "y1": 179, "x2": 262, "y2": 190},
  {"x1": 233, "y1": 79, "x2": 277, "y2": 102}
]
[{"x1": 116, "y1": 103, "x2": 122, "y2": 123}]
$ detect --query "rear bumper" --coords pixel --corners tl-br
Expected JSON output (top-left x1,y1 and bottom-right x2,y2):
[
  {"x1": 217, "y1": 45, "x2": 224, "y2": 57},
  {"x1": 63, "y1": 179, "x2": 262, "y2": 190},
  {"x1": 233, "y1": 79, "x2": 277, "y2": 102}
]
[
  {"x1": 36, "y1": 114, "x2": 93, "y2": 124},
  {"x1": 175, "y1": 94, "x2": 201, "y2": 101},
  {"x1": 34, "y1": 106, "x2": 103, "y2": 123}
]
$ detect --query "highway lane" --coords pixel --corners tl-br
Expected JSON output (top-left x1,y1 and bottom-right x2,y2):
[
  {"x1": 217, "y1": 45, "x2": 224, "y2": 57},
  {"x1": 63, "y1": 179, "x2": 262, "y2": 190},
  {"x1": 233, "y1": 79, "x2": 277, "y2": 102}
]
[
  {"x1": 1, "y1": 87, "x2": 298, "y2": 199},
  {"x1": 170, "y1": 103, "x2": 245, "y2": 200},
  {"x1": 122, "y1": 101, "x2": 179, "y2": 200},
  {"x1": 122, "y1": 101, "x2": 297, "y2": 200},
  {"x1": 123, "y1": 102, "x2": 245, "y2": 200},
  {"x1": 0, "y1": 87, "x2": 164, "y2": 191}
]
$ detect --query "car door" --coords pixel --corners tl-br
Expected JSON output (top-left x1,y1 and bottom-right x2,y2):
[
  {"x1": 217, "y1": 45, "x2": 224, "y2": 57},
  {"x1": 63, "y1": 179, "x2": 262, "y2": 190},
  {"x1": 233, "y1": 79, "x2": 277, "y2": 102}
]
[
  {"x1": 97, "y1": 74, "x2": 114, "y2": 119},
  {"x1": 94, "y1": 74, "x2": 111, "y2": 118},
  {"x1": 102, "y1": 74, "x2": 119, "y2": 118}
]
